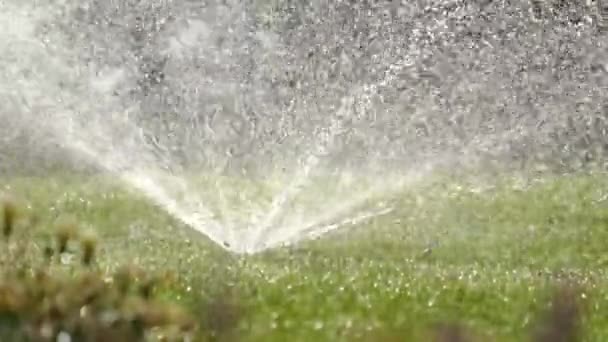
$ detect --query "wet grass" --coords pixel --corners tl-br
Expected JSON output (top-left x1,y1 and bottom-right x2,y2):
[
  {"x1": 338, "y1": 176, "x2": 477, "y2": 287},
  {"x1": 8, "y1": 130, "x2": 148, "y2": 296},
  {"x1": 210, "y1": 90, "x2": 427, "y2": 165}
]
[{"x1": 2, "y1": 172, "x2": 608, "y2": 341}]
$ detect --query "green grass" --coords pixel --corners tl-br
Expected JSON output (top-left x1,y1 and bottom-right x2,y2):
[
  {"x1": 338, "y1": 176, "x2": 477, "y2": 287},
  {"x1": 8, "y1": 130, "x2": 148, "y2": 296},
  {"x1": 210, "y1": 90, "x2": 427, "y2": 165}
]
[{"x1": 3, "y1": 171, "x2": 608, "y2": 341}]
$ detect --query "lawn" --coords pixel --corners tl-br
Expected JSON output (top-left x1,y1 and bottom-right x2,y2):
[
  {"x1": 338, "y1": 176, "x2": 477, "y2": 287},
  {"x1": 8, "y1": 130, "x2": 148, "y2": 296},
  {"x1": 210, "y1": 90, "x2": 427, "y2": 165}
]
[{"x1": 2, "y1": 171, "x2": 608, "y2": 341}]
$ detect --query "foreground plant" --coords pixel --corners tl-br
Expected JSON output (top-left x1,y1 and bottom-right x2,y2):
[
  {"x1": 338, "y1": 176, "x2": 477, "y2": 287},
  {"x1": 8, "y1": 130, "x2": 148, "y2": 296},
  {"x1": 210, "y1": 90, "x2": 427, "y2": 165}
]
[{"x1": 0, "y1": 196, "x2": 199, "y2": 342}]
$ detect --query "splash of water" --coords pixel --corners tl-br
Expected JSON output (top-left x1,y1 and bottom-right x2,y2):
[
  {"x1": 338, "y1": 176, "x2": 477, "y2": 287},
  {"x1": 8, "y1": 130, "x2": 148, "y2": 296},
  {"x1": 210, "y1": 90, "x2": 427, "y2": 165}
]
[{"x1": 2, "y1": 1, "x2": 608, "y2": 253}]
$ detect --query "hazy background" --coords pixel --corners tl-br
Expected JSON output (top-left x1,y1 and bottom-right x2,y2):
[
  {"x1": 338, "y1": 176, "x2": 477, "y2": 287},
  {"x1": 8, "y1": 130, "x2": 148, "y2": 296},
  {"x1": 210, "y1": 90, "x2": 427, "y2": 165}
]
[{"x1": 1, "y1": 0, "x2": 607, "y2": 177}]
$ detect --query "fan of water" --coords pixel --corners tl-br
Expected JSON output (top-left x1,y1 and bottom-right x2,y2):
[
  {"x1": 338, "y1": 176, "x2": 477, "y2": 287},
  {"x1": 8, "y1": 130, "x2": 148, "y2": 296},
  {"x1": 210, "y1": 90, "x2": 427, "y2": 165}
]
[{"x1": 1, "y1": 0, "x2": 607, "y2": 253}]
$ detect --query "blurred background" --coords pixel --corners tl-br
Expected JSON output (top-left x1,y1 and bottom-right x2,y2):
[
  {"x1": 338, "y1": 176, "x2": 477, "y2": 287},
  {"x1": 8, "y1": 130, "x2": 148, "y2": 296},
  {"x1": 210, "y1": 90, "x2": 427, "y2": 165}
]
[{"x1": 1, "y1": 0, "x2": 607, "y2": 178}]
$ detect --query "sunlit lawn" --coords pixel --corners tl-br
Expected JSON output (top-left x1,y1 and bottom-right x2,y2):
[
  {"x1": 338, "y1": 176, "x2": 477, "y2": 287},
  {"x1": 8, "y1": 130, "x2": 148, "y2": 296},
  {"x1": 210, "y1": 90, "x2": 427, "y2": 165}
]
[{"x1": 2, "y1": 171, "x2": 608, "y2": 341}]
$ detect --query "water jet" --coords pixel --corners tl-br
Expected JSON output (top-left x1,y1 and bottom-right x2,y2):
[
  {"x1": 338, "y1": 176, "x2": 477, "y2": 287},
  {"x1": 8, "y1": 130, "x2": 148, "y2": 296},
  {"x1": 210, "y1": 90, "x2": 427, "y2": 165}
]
[{"x1": 2, "y1": 1, "x2": 607, "y2": 254}]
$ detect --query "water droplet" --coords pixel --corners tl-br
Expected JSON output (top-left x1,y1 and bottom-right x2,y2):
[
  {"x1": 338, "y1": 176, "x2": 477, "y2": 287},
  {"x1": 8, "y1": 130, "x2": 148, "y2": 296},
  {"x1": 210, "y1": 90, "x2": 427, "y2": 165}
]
[{"x1": 57, "y1": 331, "x2": 71, "y2": 342}]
